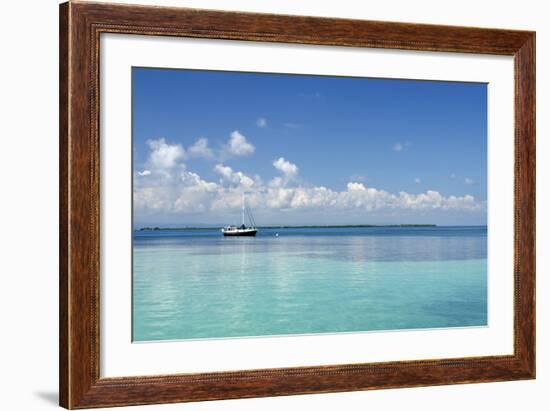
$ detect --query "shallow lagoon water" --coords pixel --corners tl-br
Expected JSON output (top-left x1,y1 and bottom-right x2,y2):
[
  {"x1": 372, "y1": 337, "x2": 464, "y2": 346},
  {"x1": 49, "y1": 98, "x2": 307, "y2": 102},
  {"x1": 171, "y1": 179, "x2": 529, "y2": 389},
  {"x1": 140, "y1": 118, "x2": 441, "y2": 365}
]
[{"x1": 133, "y1": 226, "x2": 487, "y2": 341}]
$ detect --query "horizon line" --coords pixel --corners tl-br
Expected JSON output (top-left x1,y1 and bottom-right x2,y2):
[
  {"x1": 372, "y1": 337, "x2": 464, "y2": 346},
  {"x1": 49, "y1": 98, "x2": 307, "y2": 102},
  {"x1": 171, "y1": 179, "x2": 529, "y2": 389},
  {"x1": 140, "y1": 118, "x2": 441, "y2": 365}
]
[{"x1": 136, "y1": 224, "x2": 489, "y2": 231}]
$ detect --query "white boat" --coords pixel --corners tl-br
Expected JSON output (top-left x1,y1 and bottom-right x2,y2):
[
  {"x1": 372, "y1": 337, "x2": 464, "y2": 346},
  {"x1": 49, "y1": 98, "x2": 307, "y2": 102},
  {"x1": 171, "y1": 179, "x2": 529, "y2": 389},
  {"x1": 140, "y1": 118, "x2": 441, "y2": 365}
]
[{"x1": 221, "y1": 193, "x2": 258, "y2": 237}]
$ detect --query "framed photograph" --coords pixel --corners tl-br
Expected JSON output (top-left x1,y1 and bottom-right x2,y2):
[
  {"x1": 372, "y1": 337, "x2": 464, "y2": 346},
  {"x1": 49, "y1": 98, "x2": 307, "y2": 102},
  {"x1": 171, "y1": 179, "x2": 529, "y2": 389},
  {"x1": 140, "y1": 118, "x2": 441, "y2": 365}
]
[{"x1": 59, "y1": 2, "x2": 535, "y2": 409}]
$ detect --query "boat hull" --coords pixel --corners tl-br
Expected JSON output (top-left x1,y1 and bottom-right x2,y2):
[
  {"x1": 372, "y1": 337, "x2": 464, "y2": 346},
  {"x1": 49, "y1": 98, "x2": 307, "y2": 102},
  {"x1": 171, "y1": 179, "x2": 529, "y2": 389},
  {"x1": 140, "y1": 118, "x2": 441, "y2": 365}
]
[{"x1": 222, "y1": 229, "x2": 257, "y2": 237}]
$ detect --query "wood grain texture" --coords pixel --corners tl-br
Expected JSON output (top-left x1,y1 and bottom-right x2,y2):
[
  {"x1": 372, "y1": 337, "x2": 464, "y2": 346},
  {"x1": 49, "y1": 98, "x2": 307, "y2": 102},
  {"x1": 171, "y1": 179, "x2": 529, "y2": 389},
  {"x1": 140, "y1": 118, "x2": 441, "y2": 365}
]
[
  {"x1": 59, "y1": 2, "x2": 69, "y2": 407},
  {"x1": 514, "y1": 34, "x2": 536, "y2": 375},
  {"x1": 59, "y1": 1, "x2": 536, "y2": 408}
]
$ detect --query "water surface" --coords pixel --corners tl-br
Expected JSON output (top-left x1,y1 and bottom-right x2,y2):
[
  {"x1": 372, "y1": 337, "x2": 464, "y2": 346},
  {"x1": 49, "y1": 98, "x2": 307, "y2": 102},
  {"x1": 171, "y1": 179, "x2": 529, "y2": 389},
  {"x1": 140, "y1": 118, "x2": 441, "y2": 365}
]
[{"x1": 133, "y1": 226, "x2": 487, "y2": 341}]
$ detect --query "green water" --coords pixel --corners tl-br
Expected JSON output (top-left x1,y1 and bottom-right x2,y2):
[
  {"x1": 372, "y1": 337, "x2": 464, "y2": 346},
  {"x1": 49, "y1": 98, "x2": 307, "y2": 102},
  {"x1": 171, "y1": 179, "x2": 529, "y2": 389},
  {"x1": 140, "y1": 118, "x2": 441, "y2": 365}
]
[{"x1": 133, "y1": 226, "x2": 487, "y2": 341}]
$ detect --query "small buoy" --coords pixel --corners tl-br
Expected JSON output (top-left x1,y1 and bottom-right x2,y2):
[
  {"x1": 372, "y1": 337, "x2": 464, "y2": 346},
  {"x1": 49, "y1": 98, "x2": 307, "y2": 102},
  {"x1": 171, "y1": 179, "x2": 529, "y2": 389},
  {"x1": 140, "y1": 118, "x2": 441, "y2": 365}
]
[{"x1": 275, "y1": 233, "x2": 279, "y2": 237}]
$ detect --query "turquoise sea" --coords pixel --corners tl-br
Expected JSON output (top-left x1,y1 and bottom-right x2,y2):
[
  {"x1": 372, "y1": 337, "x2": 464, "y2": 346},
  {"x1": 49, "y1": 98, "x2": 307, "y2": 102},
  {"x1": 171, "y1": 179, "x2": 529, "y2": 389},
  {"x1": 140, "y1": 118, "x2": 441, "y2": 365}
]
[{"x1": 133, "y1": 226, "x2": 487, "y2": 341}]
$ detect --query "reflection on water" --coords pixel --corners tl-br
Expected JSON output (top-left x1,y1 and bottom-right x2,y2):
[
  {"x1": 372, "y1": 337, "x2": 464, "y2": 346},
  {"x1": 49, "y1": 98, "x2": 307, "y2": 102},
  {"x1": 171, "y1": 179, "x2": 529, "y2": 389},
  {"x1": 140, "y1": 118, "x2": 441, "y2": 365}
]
[{"x1": 133, "y1": 226, "x2": 487, "y2": 341}]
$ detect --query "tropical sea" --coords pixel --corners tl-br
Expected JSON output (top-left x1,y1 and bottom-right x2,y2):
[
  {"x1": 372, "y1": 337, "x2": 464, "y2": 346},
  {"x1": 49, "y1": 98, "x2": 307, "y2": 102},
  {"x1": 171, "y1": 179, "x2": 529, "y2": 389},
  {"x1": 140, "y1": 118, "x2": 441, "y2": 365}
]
[{"x1": 133, "y1": 226, "x2": 487, "y2": 342}]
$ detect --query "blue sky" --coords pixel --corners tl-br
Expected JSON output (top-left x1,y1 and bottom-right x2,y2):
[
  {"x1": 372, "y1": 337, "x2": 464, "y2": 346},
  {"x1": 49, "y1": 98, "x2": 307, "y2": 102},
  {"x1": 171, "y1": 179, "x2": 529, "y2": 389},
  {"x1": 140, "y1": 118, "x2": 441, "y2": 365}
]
[{"x1": 132, "y1": 67, "x2": 487, "y2": 227}]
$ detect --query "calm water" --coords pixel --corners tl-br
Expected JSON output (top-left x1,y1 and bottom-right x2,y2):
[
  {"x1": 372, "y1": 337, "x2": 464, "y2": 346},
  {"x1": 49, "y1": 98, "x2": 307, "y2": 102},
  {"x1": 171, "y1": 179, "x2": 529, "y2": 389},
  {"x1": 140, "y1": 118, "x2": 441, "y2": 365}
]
[{"x1": 133, "y1": 226, "x2": 487, "y2": 341}]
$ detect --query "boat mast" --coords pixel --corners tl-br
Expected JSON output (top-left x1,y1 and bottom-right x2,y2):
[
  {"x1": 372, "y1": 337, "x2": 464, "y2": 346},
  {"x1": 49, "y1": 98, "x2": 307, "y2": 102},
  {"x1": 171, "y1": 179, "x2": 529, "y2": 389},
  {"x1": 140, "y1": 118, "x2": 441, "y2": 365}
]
[{"x1": 242, "y1": 192, "x2": 245, "y2": 226}]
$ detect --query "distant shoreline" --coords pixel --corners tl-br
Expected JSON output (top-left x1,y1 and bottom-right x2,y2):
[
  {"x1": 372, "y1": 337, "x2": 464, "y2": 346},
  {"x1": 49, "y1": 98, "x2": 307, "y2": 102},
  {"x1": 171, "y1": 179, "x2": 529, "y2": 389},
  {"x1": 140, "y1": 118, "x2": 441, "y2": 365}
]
[{"x1": 137, "y1": 224, "x2": 439, "y2": 231}]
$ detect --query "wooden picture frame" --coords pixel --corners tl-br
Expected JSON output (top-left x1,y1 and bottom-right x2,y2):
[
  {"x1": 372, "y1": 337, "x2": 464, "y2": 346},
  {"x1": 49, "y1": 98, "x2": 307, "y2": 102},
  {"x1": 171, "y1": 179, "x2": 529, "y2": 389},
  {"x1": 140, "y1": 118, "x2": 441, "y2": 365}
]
[{"x1": 59, "y1": 1, "x2": 535, "y2": 408}]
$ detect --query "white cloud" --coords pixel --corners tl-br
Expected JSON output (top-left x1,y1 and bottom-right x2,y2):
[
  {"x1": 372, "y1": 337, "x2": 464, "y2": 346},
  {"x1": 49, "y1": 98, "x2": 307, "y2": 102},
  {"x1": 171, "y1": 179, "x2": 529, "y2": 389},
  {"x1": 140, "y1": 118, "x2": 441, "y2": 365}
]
[
  {"x1": 256, "y1": 117, "x2": 267, "y2": 128},
  {"x1": 268, "y1": 176, "x2": 285, "y2": 188},
  {"x1": 134, "y1": 170, "x2": 215, "y2": 213},
  {"x1": 214, "y1": 164, "x2": 233, "y2": 180},
  {"x1": 134, "y1": 141, "x2": 484, "y2": 220},
  {"x1": 145, "y1": 132, "x2": 255, "y2": 169},
  {"x1": 136, "y1": 173, "x2": 482, "y2": 217},
  {"x1": 146, "y1": 138, "x2": 184, "y2": 169},
  {"x1": 227, "y1": 130, "x2": 255, "y2": 156},
  {"x1": 393, "y1": 143, "x2": 404, "y2": 152},
  {"x1": 347, "y1": 182, "x2": 366, "y2": 191},
  {"x1": 396, "y1": 190, "x2": 480, "y2": 211},
  {"x1": 465, "y1": 178, "x2": 474, "y2": 185},
  {"x1": 188, "y1": 137, "x2": 213, "y2": 159},
  {"x1": 214, "y1": 164, "x2": 255, "y2": 189},
  {"x1": 414, "y1": 177, "x2": 421, "y2": 184},
  {"x1": 273, "y1": 157, "x2": 298, "y2": 179},
  {"x1": 450, "y1": 173, "x2": 456, "y2": 179}
]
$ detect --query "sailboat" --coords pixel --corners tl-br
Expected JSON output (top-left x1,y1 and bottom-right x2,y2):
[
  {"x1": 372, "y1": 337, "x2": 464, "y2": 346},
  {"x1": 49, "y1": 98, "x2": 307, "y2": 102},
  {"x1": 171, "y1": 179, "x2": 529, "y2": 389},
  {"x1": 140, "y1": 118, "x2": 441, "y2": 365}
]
[{"x1": 221, "y1": 193, "x2": 258, "y2": 237}]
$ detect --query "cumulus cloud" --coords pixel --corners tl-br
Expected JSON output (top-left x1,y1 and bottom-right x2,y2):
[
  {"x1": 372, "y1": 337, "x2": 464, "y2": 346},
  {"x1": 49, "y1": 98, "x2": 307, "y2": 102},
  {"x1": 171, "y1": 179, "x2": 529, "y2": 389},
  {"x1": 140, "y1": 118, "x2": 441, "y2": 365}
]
[
  {"x1": 227, "y1": 131, "x2": 255, "y2": 156},
  {"x1": 465, "y1": 178, "x2": 474, "y2": 185},
  {"x1": 250, "y1": 183, "x2": 480, "y2": 213},
  {"x1": 147, "y1": 138, "x2": 184, "y2": 169},
  {"x1": 134, "y1": 141, "x2": 484, "y2": 220},
  {"x1": 188, "y1": 137, "x2": 213, "y2": 159},
  {"x1": 134, "y1": 169, "x2": 219, "y2": 214},
  {"x1": 414, "y1": 177, "x2": 421, "y2": 184},
  {"x1": 256, "y1": 117, "x2": 267, "y2": 128},
  {"x1": 273, "y1": 157, "x2": 298, "y2": 179},
  {"x1": 397, "y1": 190, "x2": 478, "y2": 210},
  {"x1": 145, "y1": 131, "x2": 255, "y2": 167},
  {"x1": 214, "y1": 164, "x2": 256, "y2": 189},
  {"x1": 347, "y1": 182, "x2": 366, "y2": 191},
  {"x1": 213, "y1": 164, "x2": 233, "y2": 180},
  {"x1": 135, "y1": 172, "x2": 482, "y2": 218},
  {"x1": 393, "y1": 143, "x2": 404, "y2": 152}
]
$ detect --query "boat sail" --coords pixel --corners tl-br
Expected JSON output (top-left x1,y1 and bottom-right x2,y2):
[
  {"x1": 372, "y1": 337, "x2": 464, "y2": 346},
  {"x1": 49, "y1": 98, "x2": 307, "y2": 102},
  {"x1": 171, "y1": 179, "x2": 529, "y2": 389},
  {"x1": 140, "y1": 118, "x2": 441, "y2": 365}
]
[{"x1": 221, "y1": 193, "x2": 258, "y2": 237}]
